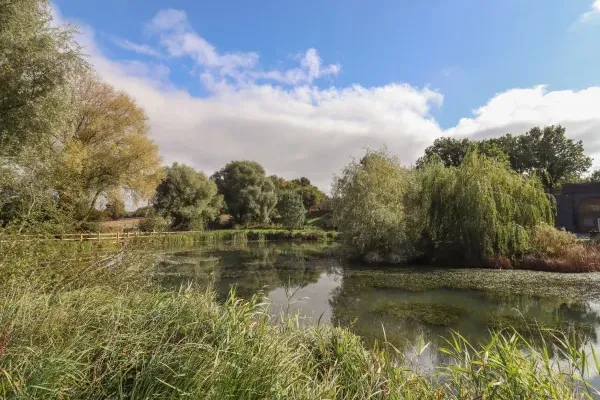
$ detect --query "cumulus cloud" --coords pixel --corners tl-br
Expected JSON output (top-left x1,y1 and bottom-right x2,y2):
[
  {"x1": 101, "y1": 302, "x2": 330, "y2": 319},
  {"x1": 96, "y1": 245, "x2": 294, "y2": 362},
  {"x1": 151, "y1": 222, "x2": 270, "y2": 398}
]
[
  {"x1": 580, "y1": 0, "x2": 600, "y2": 22},
  {"x1": 55, "y1": 6, "x2": 600, "y2": 190}
]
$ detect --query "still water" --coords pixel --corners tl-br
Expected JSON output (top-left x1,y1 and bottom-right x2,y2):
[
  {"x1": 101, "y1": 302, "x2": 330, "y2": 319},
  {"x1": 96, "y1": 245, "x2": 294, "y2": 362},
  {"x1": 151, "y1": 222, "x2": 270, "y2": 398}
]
[{"x1": 157, "y1": 242, "x2": 600, "y2": 376}]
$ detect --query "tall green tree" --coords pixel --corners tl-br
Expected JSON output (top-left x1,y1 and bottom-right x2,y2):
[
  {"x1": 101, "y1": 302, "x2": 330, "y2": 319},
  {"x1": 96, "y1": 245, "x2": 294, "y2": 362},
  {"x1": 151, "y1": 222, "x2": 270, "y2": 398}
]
[
  {"x1": 509, "y1": 126, "x2": 592, "y2": 190},
  {"x1": 154, "y1": 163, "x2": 223, "y2": 231},
  {"x1": 417, "y1": 137, "x2": 472, "y2": 168},
  {"x1": 332, "y1": 149, "x2": 421, "y2": 263},
  {"x1": 590, "y1": 170, "x2": 600, "y2": 183},
  {"x1": 0, "y1": 0, "x2": 85, "y2": 154},
  {"x1": 417, "y1": 152, "x2": 554, "y2": 266},
  {"x1": 276, "y1": 191, "x2": 306, "y2": 230},
  {"x1": 418, "y1": 126, "x2": 592, "y2": 190},
  {"x1": 56, "y1": 74, "x2": 164, "y2": 223},
  {"x1": 212, "y1": 161, "x2": 277, "y2": 224},
  {"x1": 288, "y1": 178, "x2": 325, "y2": 210}
]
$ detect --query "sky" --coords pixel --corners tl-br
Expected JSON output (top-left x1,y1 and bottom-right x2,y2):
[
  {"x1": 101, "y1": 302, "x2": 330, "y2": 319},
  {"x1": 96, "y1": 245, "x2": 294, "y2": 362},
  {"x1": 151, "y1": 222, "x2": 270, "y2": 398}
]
[{"x1": 52, "y1": 0, "x2": 600, "y2": 190}]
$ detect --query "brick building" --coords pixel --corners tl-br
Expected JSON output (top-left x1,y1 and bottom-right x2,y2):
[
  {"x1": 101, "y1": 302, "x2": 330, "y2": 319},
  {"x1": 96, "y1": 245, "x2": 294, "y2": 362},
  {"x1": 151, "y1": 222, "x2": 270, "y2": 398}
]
[{"x1": 554, "y1": 182, "x2": 600, "y2": 233}]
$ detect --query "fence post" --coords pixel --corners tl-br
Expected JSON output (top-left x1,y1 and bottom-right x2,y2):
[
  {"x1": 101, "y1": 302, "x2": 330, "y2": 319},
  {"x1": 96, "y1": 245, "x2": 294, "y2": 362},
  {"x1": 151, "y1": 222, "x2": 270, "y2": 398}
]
[
  {"x1": 80, "y1": 233, "x2": 83, "y2": 242},
  {"x1": 116, "y1": 232, "x2": 120, "y2": 243},
  {"x1": 98, "y1": 232, "x2": 101, "y2": 241}
]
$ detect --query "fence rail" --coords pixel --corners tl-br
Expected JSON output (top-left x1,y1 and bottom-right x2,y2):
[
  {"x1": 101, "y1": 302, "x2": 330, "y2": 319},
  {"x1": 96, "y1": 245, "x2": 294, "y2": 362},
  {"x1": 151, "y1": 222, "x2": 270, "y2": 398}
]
[{"x1": 1, "y1": 231, "x2": 206, "y2": 243}]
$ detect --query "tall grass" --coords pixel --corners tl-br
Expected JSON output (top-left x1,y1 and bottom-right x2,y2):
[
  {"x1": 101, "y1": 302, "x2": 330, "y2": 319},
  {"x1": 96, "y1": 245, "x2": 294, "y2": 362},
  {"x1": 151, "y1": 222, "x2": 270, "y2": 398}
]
[
  {"x1": 1, "y1": 238, "x2": 598, "y2": 398},
  {"x1": 1, "y1": 286, "x2": 598, "y2": 399}
]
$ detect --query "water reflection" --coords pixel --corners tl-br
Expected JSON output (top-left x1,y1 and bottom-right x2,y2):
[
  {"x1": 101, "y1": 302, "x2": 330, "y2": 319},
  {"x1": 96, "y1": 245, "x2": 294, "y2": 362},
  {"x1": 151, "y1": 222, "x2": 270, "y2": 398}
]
[{"x1": 157, "y1": 242, "x2": 600, "y2": 368}]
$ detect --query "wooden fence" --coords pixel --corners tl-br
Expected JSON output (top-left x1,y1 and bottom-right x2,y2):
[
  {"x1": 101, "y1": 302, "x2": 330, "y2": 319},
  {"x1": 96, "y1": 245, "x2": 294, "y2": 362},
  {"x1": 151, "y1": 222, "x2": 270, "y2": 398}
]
[{"x1": 3, "y1": 231, "x2": 205, "y2": 243}]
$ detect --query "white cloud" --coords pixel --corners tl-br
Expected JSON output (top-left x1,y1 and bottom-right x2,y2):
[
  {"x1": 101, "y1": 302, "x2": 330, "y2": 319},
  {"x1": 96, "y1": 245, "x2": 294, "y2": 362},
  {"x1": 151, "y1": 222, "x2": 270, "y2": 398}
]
[
  {"x1": 110, "y1": 38, "x2": 162, "y2": 57},
  {"x1": 55, "y1": 6, "x2": 600, "y2": 190},
  {"x1": 146, "y1": 9, "x2": 340, "y2": 89},
  {"x1": 580, "y1": 0, "x2": 600, "y2": 22},
  {"x1": 447, "y1": 85, "x2": 600, "y2": 168},
  {"x1": 147, "y1": 9, "x2": 259, "y2": 77}
]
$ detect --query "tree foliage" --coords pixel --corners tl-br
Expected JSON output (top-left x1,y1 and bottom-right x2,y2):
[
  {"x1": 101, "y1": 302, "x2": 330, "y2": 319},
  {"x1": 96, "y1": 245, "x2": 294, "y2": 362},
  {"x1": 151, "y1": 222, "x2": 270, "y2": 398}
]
[
  {"x1": 104, "y1": 196, "x2": 126, "y2": 220},
  {"x1": 269, "y1": 175, "x2": 325, "y2": 210},
  {"x1": 0, "y1": 0, "x2": 85, "y2": 153},
  {"x1": 154, "y1": 163, "x2": 223, "y2": 231},
  {"x1": 590, "y1": 170, "x2": 600, "y2": 183},
  {"x1": 418, "y1": 126, "x2": 592, "y2": 190},
  {"x1": 276, "y1": 191, "x2": 306, "y2": 230},
  {"x1": 333, "y1": 148, "x2": 554, "y2": 266},
  {"x1": 213, "y1": 161, "x2": 276, "y2": 224},
  {"x1": 417, "y1": 152, "x2": 554, "y2": 266},
  {"x1": 332, "y1": 149, "x2": 421, "y2": 263},
  {"x1": 56, "y1": 74, "x2": 163, "y2": 223}
]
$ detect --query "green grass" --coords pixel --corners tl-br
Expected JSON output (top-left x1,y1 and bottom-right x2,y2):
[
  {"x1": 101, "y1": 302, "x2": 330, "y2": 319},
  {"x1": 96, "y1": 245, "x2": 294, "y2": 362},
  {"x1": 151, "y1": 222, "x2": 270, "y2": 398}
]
[
  {"x1": 1, "y1": 286, "x2": 598, "y2": 399},
  {"x1": 132, "y1": 229, "x2": 338, "y2": 247},
  {"x1": 0, "y1": 238, "x2": 598, "y2": 399}
]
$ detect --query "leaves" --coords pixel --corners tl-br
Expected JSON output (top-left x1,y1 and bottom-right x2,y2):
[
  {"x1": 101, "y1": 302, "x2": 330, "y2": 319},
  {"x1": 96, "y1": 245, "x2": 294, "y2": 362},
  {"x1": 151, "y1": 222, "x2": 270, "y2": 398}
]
[
  {"x1": 153, "y1": 163, "x2": 223, "y2": 231},
  {"x1": 276, "y1": 191, "x2": 306, "y2": 230},
  {"x1": 417, "y1": 126, "x2": 593, "y2": 190},
  {"x1": 213, "y1": 161, "x2": 277, "y2": 224}
]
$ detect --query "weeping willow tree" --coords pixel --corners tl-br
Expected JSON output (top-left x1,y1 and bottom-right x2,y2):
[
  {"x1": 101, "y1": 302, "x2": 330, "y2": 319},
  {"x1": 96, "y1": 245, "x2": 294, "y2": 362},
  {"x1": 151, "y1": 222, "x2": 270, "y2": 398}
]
[
  {"x1": 331, "y1": 149, "x2": 422, "y2": 263},
  {"x1": 417, "y1": 151, "x2": 554, "y2": 266}
]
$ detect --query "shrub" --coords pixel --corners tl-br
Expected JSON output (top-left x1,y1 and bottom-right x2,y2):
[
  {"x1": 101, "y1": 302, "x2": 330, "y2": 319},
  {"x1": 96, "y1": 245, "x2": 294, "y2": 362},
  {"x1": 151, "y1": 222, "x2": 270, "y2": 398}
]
[
  {"x1": 138, "y1": 214, "x2": 170, "y2": 232},
  {"x1": 527, "y1": 223, "x2": 578, "y2": 258}
]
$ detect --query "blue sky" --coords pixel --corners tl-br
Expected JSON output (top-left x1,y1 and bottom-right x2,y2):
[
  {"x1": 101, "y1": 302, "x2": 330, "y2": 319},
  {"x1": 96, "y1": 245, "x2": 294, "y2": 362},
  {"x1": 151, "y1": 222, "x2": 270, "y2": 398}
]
[{"x1": 54, "y1": 0, "x2": 600, "y2": 189}]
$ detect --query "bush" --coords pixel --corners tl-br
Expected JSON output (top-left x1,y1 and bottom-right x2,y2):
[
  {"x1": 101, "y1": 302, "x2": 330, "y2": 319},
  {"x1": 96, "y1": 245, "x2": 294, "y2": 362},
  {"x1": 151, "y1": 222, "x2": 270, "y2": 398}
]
[
  {"x1": 276, "y1": 191, "x2": 306, "y2": 230},
  {"x1": 528, "y1": 223, "x2": 578, "y2": 258},
  {"x1": 138, "y1": 214, "x2": 170, "y2": 232}
]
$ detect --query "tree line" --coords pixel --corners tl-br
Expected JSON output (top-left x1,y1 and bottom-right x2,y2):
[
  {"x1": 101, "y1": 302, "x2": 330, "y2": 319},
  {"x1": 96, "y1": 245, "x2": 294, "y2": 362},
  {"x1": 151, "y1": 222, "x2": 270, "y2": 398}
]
[
  {"x1": 417, "y1": 126, "x2": 598, "y2": 190},
  {"x1": 1, "y1": 0, "x2": 598, "y2": 240},
  {"x1": 0, "y1": 0, "x2": 325, "y2": 234}
]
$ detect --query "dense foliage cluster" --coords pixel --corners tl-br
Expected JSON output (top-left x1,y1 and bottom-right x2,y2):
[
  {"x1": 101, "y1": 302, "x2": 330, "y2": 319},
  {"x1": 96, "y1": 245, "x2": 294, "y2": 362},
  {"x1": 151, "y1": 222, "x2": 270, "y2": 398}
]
[
  {"x1": 0, "y1": 0, "x2": 163, "y2": 233},
  {"x1": 418, "y1": 152, "x2": 554, "y2": 266},
  {"x1": 153, "y1": 163, "x2": 223, "y2": 231},
  {"x1": 334, "y1": 149, "x2": 557, "y2": 266},
  {"x1": 276, "y1": 191, "x2": 306, "y2": 230},
  {"x1": 418, "y1": 126, "x2": 593, "y2": 190},
  {"x1": 332, "y1": 150, "x2": 421, "y2": 263}
]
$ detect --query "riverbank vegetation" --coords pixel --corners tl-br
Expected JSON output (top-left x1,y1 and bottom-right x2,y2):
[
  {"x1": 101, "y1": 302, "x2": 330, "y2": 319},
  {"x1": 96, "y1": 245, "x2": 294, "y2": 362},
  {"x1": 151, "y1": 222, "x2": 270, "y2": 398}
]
[
  {"x1": 0, "y1": 240, "x2": 598, "y2": 399},
  {"x1": 333, "y1": 148, "x2": 600, "y2": 271}
]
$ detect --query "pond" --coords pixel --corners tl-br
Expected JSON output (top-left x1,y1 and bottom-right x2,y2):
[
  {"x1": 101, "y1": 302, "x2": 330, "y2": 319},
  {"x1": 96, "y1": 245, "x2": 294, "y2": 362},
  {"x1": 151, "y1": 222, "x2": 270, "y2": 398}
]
[{"x1": 157, "y1": 241, "x2": 600, "y2": 379}]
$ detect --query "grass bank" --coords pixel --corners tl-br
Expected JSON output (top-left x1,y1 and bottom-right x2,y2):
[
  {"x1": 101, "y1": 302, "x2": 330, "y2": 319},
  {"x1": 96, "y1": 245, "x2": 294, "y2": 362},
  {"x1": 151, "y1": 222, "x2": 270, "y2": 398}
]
[
  {"x1": 129, "y1": 228, "x2": 338, "y2": 247},
  {"x1": 1, "y1": 286, "x2": 599, "y2": 399},
  {"x1": 1, "y1": 239, "x2": 598, "y2": 399}
]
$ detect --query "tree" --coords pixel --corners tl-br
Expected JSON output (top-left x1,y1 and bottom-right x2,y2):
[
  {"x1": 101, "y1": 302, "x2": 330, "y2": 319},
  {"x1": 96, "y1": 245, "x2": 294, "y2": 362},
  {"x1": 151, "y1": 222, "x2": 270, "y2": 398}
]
[
  {"x1": 212, "y1": 161, "x2": 277, "y2": 224},
  {"x1": 0, "y1": 0, "x2": 85, "y2": 154},
  {"x1": 416, "y1": 137, "x2": 472, "y2": 168},
  {"x1": 332, "y1": 149, "x2": 421, "y2": 263},
  {"x1": 417, "y1": 152, "x2": 554, "y2": 266},
  {"x1": 104, "y1": 196, "x2": 125, "y2": 220},
  {"x1": 590, "y1": 170, "x2": 600, "y2": 183},
  {"x1": 288, "y1": 178, "x2": 326, "y2": 210},
  {"x1": 277, "y1": 191, "x2": 306, "y2": 230},
  {"x1": 153, "y1": 163, "x2": 223, "y2": 231},
  {"x1": 57, "y1": 74, "x2": 163, "y2": 223},
  {"x1": 418, "y1": 126, "x2": 592, "y2": 190},
  {"x1": 508, "y1": 126, "x2": 592, "y2": 190}
]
